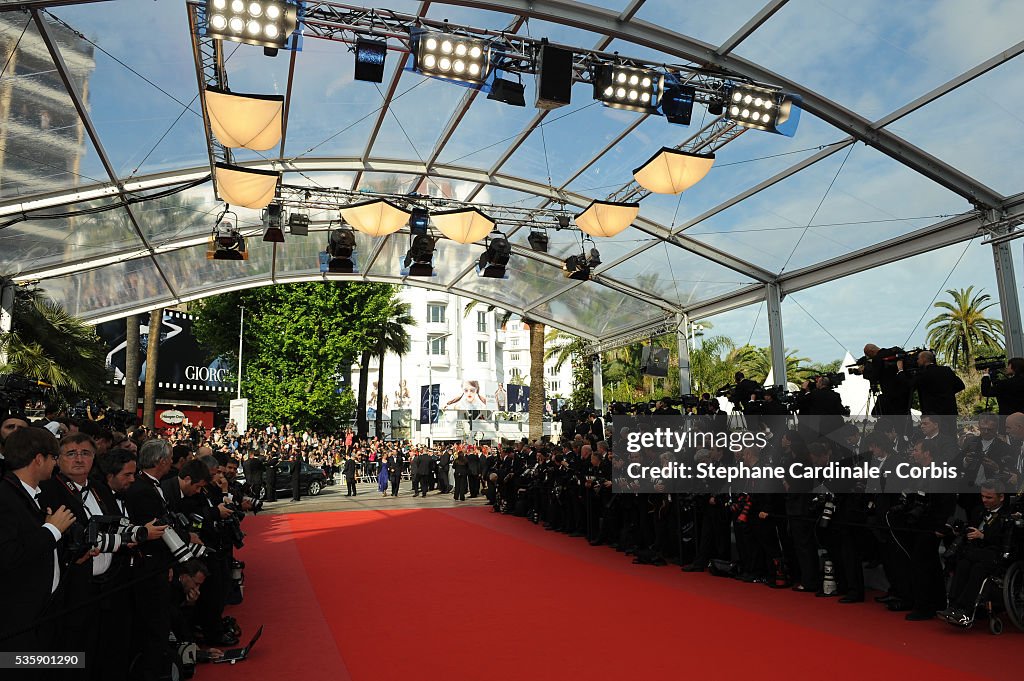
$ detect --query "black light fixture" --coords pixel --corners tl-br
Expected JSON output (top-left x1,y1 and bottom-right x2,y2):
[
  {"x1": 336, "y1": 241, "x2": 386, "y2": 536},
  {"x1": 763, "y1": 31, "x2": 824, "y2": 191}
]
[
  {"x1": 288, "y1": 212, "x2": 309, "y2": 236},
  {"x1": 487, "y1": 77, "x2": 526, "y2": 106},
  {"x1": 535, "y1": 41, "x2": 573, "y2": 110},
  {"x1": 327, "y1": 227, "x2": 357, "y2": 273},
  {"x1": 661, "y1": 83, "x2": 695, "y2": 125},
  {"x1": 209, "y1": 231, "x2": 248, "y2": 261},
  {"x1": 593, "y1": 63, "x2": 663, "y2": 113},
  {"x1": 204, "y1": 0, "x2": 300, "y2": 50},
  {"x1": 725, "y1": 83, "x2": 799, "y2": 135},
  {"x1": 477, "y1": 231, "x2": 512, "y2": 278},
  {"x1": 262, "y1": 202, "x2": 285, "y2": 243},
  {"x1": 403, "y1": 234, "x2": 436, "y2": 276},
  {"x1": 555, "y1": 214, "x2": 570, "y2": 230},
  {"x1": 707, "y1": 100, "x2": 724, "y2": 116},
  {"x1": 411, "y1": 30, "x2": 490, "y2": 85},
  {"x1": 409, "y1": 207, "x2": 430, "y2": 235},
  {"x1": 562, "y1": 242, "x2": 601, "y2": 280},
  {"x1": 354, "y1": 37, "x2": 387, "y2": 83},
  {"x1": 527, "y1": 229, "x2": 549, "y2": 253}
]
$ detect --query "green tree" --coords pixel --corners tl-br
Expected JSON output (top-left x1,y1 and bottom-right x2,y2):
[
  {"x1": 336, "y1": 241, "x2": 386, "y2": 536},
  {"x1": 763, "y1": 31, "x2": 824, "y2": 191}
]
[
  {"x1": 730, "y1": 344, "x2": 811, "y2": 385},
  {"x1": 372, "y1": 298, "x2": 415, "y2": 437},
  {"x1": 543, "y1": 328, "x2": 594, "y2": 410},
  {"x1": 925, "y1": 286, "x2": 1004, "y2": 372},
  {"x1": 192, "y1": 282, "x2": 394, "y2": 432},
  {"x1": 0, "y1": 279, "x2": 111, "y2": 402}
]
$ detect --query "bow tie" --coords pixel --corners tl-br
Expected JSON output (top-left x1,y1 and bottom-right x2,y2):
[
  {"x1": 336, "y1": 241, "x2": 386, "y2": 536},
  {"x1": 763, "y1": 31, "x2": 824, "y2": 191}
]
[{"x1": 33, "y1": 491, "x2": 41, "y2": 500}]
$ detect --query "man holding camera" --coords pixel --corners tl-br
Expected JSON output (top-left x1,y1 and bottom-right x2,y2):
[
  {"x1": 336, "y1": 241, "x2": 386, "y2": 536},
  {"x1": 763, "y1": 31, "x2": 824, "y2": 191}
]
[
  {"x1": 900, "y1": 351, "x2": 964, "y2": 435},
  {"x1": 980, "y1": 357, "x2": 1024, "y2": 416},
  {"x1": 855, "y1": 345, "x2": 913, "y2": 416},
  {"x1": 0, "y1": 427, "x2": 76, "y2": 671},
  {"x1": 795, "y1": 375, "x2": 847, "y2": 441},
  {"x1": 938, "y1": 483, "x2": 1013, "y2": 626}
]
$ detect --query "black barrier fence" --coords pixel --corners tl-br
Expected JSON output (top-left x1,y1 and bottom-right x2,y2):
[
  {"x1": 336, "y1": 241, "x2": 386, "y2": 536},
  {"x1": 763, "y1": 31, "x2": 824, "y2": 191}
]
[{"x1": 610, "y1": 415, "x2": 1023, "y2": 495}]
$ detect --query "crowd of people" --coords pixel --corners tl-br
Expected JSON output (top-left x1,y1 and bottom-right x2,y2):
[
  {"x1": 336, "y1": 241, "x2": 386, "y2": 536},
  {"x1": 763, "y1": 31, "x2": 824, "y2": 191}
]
[{"x1": 0, "y1": 411, "x2": 262, "y2": 680}]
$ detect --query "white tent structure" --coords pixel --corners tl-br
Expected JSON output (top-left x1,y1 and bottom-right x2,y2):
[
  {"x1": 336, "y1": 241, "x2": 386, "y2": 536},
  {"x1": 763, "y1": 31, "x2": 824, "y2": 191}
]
[{"x1": 836, "y1": 352, "x2": 873, "y2": 415}]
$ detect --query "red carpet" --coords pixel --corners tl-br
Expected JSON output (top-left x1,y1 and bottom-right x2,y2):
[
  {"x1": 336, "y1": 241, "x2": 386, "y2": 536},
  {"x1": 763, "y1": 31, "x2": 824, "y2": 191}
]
[{"x1": 214, "y1": 508, "x2": 1021, "y2": 681}]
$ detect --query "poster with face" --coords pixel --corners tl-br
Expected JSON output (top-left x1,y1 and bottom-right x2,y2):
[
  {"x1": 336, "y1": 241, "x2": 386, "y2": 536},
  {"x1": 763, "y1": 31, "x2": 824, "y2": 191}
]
[{"x1": 443, "y1": 379, "x2": 489, "y2": 412}]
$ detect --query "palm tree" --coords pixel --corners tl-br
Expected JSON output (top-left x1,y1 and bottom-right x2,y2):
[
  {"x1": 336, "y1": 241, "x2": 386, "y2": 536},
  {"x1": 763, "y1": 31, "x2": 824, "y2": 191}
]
[
  {"x1": 689, "y1": 334, "x2": 737, "y2": 395},
  {"x1": 0, "y1": 280, "x2": 111, "y2": 401},
  {"x1": 143, "y1": 309, "x2": 163, "y2": 428},
  {"x1": 373, "y1": 299, "x2": 415, "y2": 437},
  {"x1": 356, "y1": 347, "x2": 372, "y2": 439},
  {"x1": 925, "y1": 286, "x2": 1004, "y2": 372},
  {"x1": 123, "y1": 314, "x2": 140, "y2": 413},
  {"x1": 525, "y1": 318, "x2": 545, "y2": 441},
  {"x1": 731, "y1": 344, "x2": 810, "y2": 385}
]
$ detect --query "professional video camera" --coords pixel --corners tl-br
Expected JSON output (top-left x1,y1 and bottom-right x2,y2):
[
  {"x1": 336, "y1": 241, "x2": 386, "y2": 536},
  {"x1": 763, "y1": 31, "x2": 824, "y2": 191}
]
[
  {"x1": 846, "y1": 355, "x2": 869, "y2": 375},
  {"x1": 975, "y1": 355, "x2": 1007, "y2": 372},
  {"x1": 882, "y1": 348, "x2": 930, "y2": 370},
  {"x1": 0, "y1": 373, "x2": 51, "y2": 412},
  {"x1": 819, "y1": 371, "x2": 846, "y2": 388},
  {"x1": 67, "y1": 514, "x2": 149, "y2": 556}
]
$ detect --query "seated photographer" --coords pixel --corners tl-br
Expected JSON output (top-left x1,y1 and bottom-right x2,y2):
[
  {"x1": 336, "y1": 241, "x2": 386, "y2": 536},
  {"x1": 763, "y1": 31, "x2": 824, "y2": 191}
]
[
  {"x1": 980, "y1": 357, "x2": 1024, "y2": 416},
  {"x1": 938, "y1": 484, "x2": 1013, "y2": 626}
]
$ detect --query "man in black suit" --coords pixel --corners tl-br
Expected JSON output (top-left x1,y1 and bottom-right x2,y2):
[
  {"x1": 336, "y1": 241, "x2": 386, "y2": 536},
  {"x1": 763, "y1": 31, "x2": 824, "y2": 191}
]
[
  {"x1": 386, "y1": 451, "x2": 403, "y2": 496},
  {"x1": 795, "y1": 376, "x2": 847, "y2": 440},
  {"x1": 917, "y1": 414, "x2": 961, "y2": 466},
  {"x1": 412, "y1": 450, "x2": 432, "y2": 497},
  {"x1": 124, "y1": 439, "x2": 176, "y2": 681},
  {"x1": 242, "y1": 450, "x2": 265, "y2": 500},
  {"x1": 902, "y1": 351, "x2": 964, "y2": 434},
  {"x1": 466, "y1": 449, "x2": 481, "y2": 498},
  {"x1": 960, "y1": 414, "x2": 1014, "y2": 501},
  {"x1": 290, "y1": 453, "x2": 302, "y2": 502},
  {"x1": 436, "y1": 450, "x2": 452, "y2": 495},
  {"x1": 938, "y1": 483, "x2": 1013, "y2": 626},
  {"x1": 343, "y1": 454, "x2": 358, "y2": 496},
  {"x1": 0, "y1": 427, "x2": 76, "y2": 668},
  {"x1": 730, "y1": 372, "x2": 761, "y2": 412},
  {"x1": 980, "y1": 357, "x2": 1024, "y2": 416}
]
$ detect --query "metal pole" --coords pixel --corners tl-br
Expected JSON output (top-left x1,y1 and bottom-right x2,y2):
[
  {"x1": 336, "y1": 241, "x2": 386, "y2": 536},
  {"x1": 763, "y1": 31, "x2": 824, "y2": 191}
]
[
  {"x1": 992, "y1": 240, "x2": 1024, "y2": 358},
  {"x1": 237, "y1": 306, "x2": 244, "y2": 399},
  {"x1": 0, "y1": 281, "x2": 14, "y2": 367},
  {"x1": 592, "y1": 353, "x2": 604, "y2": 412},
  {"x1": 677, "y1": 314, "x2": 692, "y2": 395},
  {"x1": 766, "y1": 283, "x2": 787, "y2": 387}
]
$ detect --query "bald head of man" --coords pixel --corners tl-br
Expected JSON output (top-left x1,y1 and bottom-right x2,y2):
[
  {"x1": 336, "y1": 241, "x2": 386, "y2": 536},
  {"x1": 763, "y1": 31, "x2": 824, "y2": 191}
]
[
  {"x1": 1005, "y1": 412, "x2": 1024, "y2": 441},
  {"x1": 917, "y1": 351, "x2": 936, "y2": 367},
  {"x1": 863, "y1": 344, "x2": 880, "y2": 357}
]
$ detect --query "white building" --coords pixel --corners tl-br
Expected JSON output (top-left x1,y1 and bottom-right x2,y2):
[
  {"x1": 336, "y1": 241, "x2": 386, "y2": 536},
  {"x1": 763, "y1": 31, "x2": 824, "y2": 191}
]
[{"x1": 351, "y1": 285, "x2": 573, "y2": 443}]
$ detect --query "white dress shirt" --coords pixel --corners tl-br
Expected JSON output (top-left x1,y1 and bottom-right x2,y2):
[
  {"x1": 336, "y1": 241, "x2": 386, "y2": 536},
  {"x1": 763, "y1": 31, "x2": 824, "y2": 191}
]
[{"x1": 72, "y1": 481, "x2": 112, "y2": 577}]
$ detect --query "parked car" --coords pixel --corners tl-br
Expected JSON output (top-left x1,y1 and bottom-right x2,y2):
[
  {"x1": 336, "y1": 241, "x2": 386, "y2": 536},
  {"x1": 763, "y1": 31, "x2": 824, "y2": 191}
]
[{"x1": 255, "y1": 461, "x2": 327, "y2": 498}]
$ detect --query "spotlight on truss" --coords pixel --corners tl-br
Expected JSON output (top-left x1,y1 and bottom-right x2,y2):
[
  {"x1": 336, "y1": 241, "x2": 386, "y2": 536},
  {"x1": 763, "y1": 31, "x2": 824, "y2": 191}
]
[
  {"x1": 327, "y1": 226, "x2": 358, "y2": 273},
  {"x1": 412, "y1": 30, "x2": 490, "y2": 85},
  {"x1": 527, "y1": 229, "x2": 549, "y2": 253},
  {"x1": 354, "y1": 37, "x2": 387, "y2": 83},
  {"x1": 593, "y1": 63, "x2": 663, "y2": 114},
  {"x1": 725, "y1": 83, "x2": 800, "y2": 136},
  {"x1": 262, "y1": 202, "x2": 286, "y2": 242},
  {"x1": 403, "y1": 234, "x2": 436, "y2": 277},
  {"x1": 204, "y1": 0, "x2": 300, "y2": 50},
  {"x1": 477, "y1": 231, "x2": 512, "y2": 278}
]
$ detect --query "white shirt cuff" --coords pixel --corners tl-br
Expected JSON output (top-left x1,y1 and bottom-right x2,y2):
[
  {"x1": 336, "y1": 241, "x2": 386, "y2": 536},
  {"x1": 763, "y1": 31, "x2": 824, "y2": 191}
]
[{"x1": 42, "y1": 523, "x2": 61, "y2": 542}]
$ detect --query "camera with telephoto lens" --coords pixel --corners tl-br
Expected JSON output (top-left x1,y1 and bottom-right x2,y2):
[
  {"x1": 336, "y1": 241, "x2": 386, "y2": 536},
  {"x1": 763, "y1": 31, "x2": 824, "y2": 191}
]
[
  {"x1": 846, "y1": 355, "x2": 869, "y2": 375},
  {"x1": 882, "y1": 348, "x2": 929, "y2": 371},
  {"x1": 157, "y1": 513, "x2": 214, "y2": 564},
  {"x1": 220, "y1": 504, "x2": 247, "y2": 549},
  {"x1": 943, "y1": 519, "x2": 969, "y2": 561},
  {"x1": 811, "y1": 494, "x2": 836, "y2": 528},
  {"x1": 819, "y1": 372, "x2": 846, "y2": 388},
  {"x1": 974, "y1": 355, "x2": 1007, "y2": 372},
  {"x1": 67, "y1": 515, "x2": 149, "y2": 556}
]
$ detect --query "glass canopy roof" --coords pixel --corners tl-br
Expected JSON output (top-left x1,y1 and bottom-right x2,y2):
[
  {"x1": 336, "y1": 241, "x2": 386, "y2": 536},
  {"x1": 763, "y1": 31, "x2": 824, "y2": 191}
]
[{"x1": 2, "y1": 0, "x2": 1023, "y2": 346}]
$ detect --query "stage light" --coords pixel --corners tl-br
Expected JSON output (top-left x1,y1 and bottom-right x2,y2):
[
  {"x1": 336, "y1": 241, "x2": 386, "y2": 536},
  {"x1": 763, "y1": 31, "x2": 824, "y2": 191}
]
[
  {"x1": 204, "y1": 0, "x2": 299, "y2": 50},
  {"x1": 412, "y1": 30, "x2": 489, "y2": 85},
  {"x1": 288, "y1": 212, "x2": 309, "y2": 236},
  {"x1": 527, "y1": 229, "x2": 549, "y2": 253},
  {"x1": 206, "y1": 88, "x2": 284, "y2": 150},
  {"x1": 327, "y1": 227, "x2": 358, "y2": 273},
  {"x1": 214, "y1": 162, "x2": 279, "y2": 209},
  {"x1": 574, "y1": 200, "x2": 639, "y2": 238},
  {"x1": 555, "y1": 215, "x2": 571, "y2": 230},
  {"x1": 409, "y1": 207, "x2": 430, "y2": 235},
  {"x1": 661, "y1": 84, "x2": 695, "y2": 125},
  {"x1": 633, "y1": 148, "x2": 714, "y2": 195},
  {"x1": 354, "y1": 38, "x2": 387, "y2": 83},
  {"x1": 487, "y1": 77, "x2": 526, "y2": 107},
  {"x1": 707, "y1": 100, "x2": 724, "y2": 116},
  {"x1": 340, "y1": 199, "x2": 410, "y2": 237},
  {"x1": 262, "y1": 202, "x2": 285, "y2": 242},
  {"x1": 726, "y1": 84, "x2": 799, "y2": 134},
  {"x1": 562, "y1": 253, "x2": 590, "y2": 280},
  {"x1": 477, "y1": 231, "x2": 512, "y2": 278},
  {"x1": 208, "y1": 230, "x2": 248, "y2": 260},
  {"x1": 432, "y1": 207, "x2": 495, "y2": 244},
  {"x1": 403, "y1": 234, "x2": 436, "y2": 277},
  {"x1": 593, "y1": 64, "x2": 663, "y2": 114}
]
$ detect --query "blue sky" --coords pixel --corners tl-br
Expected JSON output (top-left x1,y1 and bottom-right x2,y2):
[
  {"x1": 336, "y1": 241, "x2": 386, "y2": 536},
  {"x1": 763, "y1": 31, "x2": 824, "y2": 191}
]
[{"x1": 7, "y1": 0, "x2": 1024, "y2": 361}]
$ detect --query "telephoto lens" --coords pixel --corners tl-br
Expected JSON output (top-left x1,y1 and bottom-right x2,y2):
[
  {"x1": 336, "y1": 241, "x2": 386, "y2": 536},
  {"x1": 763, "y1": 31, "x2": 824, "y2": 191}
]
[
  {"x1": 160, "y1": 524, "x2": 198, "y2": 564},
  {"x1": 818, "y1": 499, "x2": 836, "y2": 529}
]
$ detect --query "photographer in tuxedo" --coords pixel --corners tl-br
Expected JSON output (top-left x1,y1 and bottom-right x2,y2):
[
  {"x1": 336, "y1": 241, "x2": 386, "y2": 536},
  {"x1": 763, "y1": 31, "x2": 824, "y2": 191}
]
[{"x1": 0, "y1": 427, "x2": 76, "y2": 674}]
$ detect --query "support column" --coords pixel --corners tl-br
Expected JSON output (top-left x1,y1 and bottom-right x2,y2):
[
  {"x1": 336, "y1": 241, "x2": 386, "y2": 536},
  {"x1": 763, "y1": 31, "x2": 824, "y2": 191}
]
[
  {"x1": 766, "y1": 283, "x2": 787, "y2": 387},
  {"x1": 677, "y1": 315, "x2": 692, "y2": 395},
  {"x1": 992, "y1": 240, "x2": 1024, "y2": 358},
  {"x1": 592, "y1": 353, "x2": 604, "y2": 413},
  {"x1": 0, "y1": 280, "x2": 13, "y2": 367}
]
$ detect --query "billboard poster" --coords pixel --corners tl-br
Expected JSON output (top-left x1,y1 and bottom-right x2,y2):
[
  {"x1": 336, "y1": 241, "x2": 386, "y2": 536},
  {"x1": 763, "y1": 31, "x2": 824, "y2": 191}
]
[
  {"x1": 97, "y1": 310, "x2": 233, "y2": 395},
  {"x1": 419, "y1": 383, "x2": 441, "y2": 424},
  {"x1": 506, "y1": 384, "x2": 530, "y2": 413}
]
